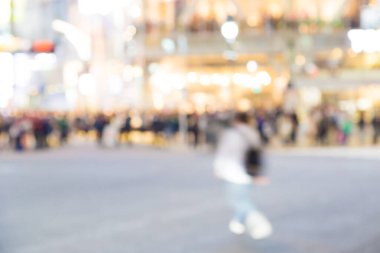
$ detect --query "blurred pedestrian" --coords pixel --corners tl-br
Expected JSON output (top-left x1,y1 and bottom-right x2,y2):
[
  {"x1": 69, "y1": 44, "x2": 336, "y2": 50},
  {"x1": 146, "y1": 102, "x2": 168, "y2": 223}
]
[
  {"x1": 151, "y1": 115, "x2": 164, "y2": 146},
  {"x1": 188, "y1": 114, "x2": 199, "y2": 148},
  {"x1": 340, "y1": 115, "x2": 353, "y2": 145},
  {"x1": 289, "y1": 111, "x2": 299, "y2": 145},
  {"x1": 94, "y1": 114, "x2": 107, "y2": 146},
  {"x1": 357, "y1": 112, "x2": 367, "y2": 145},
  {"x1": 317, "y1": 112, "x2": 329, "y2": 145},
  {"x1": 214, "y1": 112, "x2": 272, "y2": 240},
  {"x1": 255, "y1": 110, "x2": 269, "y2": 145},
  {"x1": 120, "y1": 114, "x2": 132, "y2": 145},
  {"x1": 57, "y1": 115, "x2": 70, "y2": 145},
  {"x1": 372, "y1": 112, "x2": 380, "y2": 144}
]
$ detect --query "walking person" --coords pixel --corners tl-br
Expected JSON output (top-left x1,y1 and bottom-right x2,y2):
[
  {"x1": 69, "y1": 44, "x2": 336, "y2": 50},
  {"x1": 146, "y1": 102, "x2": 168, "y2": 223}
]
[
  {"x1": 372, "y1": 112, "x2": 380, "y2": 144},
  {"x1": 94, "y1": 114, "x2": 107, "y2": 146},
  {"x1": 357, "y1": 112, "x2": 367, "y2": 145},
  {"x1": 214, "y1": 112, "x2": 272, "y2": 239}
]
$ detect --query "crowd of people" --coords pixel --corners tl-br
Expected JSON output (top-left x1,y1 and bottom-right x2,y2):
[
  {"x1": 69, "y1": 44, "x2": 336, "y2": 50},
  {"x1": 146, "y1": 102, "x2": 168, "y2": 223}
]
[{"x1": 1, "y1": 106, "x2": 380, "y2": 152}]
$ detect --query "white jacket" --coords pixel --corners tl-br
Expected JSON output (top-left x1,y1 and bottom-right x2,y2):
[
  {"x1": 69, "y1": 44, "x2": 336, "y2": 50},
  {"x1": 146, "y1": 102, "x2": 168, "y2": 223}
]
[{"x1": 214, "y1": 123, "x2": 261, "y2": 184}]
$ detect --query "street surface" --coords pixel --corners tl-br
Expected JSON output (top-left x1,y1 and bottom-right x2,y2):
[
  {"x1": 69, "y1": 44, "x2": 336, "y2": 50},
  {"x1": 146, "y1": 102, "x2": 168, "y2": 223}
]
[{"x1": 1, "y1": 146, "x2": 380, "y2": 253}]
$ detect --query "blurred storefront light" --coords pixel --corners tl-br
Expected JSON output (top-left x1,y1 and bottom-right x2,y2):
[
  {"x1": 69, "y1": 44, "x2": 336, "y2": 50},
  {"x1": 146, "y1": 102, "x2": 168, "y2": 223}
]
[
  {"x1": 132, "y1": 66, "x2": 144, "y2": 78},
  {"x1": 348, "y1": 29, "x2": 380, "y2": 53},
  {"x1": 108, "y1": 76, "x2": 124, "y2": 95},
  {"x1": 125, "y1": 25, "x2": 137, "y2": 42},
  {"x1": 148, "y1": 63, "x2": 159, "y2": 74},
  {"x1": 223, "y1": 50, "x2": 238, "y2": 61},
  {"x1": 247, "y1": 61, "x2": 258, "y2": 72},
  {"x1": 332, "y1": 48, "x2": 344, "y2": 59},
  {"x1": 78, "y1": 73, "x2": 97, "y2": 96},
  {"x1": 153, "y1": 95, "x2": 165, "y2": 110},
  {"x1": 218, "y1": 75, "x2": 230, "y2": 87},
  {"x1": 199, "y1": 74, "x2": 211, "y2": 86},
  {"x1": 129, "y1": 4, "x2": 142, "y2": 19},
  {"x1": 357, "y1": 98, "x2": 373, "y2": 111},
  {"x1": 123, "y1": 65, "x2": 134, "y2": 82},
  {"x1": 170, "y1": 74, "x2": 186, "y2": 90},
  {"x1": 238, "y1": 99, "x2": 251, "y2": 111},
  {"x1": 186, "y1": 72, "x2": 198, "y2": 83},
  {"x1": 211, "y1": 73, "x2": 224, "y2": 86},
  {"x1": 232, "y1": 73, "x2": 245, "y2": 85},
  {"x1": 14, "y1": 53, "x2": 31, "y2": 87},
  {"x1": 339, "y1": 101, "x2": 356, "y2": 114},
  {"x1": 221, "y1": 16, "x2": 239, "y2": 43},
  {"x1": 65, "y1": 89, "x2": 78, "y2": 109},
  {"x1": 256, "y1": 71, "x2": 272, "y2": 86},
  {"x1": 161, "y1": 38, "x2": 176, "y2": 54},
  {"x1": 32, "y1": 53, "x2": 57, "y2": 71},
  {"x1": 0, "y1": 35, "x2": 25, "y2": 52},
  {"x1": 295, "y1": 54, "x2": 306, "y2": 66},
  {"x1": 0, "y1": 52, "x2": 14, "y2": 108}
]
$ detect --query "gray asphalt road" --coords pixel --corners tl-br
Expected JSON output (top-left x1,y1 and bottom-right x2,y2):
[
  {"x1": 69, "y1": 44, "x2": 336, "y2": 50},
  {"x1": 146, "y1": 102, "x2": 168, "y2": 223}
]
[{"x1": 1, "y1": 147, "x2": 380, "y2": 253}]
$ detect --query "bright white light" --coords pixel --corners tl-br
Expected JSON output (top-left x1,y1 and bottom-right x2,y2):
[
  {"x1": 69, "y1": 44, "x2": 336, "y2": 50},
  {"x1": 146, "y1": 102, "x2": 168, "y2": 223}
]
[
  {"x1": 133, "y1": 66, "x2": 143, "y2": 78},
  {"x1": 357, "y1": 98, "x2": 372, "y2": 111},
  {"x1": 148, "y1": 63, "x2": 159, "y2": 74},
  {"x1": 108, "y1": 76, "x2": 124, "y2": 95},
  {"x1": 200, "y1": 75, "x2": 211, "y2": 86},
  {"x1": 211, "y1": 73, "x2": 226, "y2": 85},
  {"x1": 161, "y1": 38, "x2": 176, "y2": 53},
  {"x1": 150, "y1": 73, "x2": 164, "y2": 88},
  {"x1": 247, "y1": 61, "x2": 258, "y2": 72},
  {"x1": 248, "y1": 76, "x2": 260, "y2": 88},
  {"x1": 65, "y1": 89, "x2": 78, "y2": 109},
  {"x1": 221, "y1": 20, "x2": 239, "y2": 42},
  {"x1": 169, "y1": 74, "x2": 186, "y2": 90},
  {"x1": 123, "y1": 65, "x2": 134, "y2": 82},
  {"x1": 220, "y1": 76, "x2": 230, "y2": 87},
  {"x1": 0, "y1": 53, "x2": 14, "y2": 108},
  {"x1": 186, "y1": 72, "x2": 198, "y2": 83},
  {"x1": 348, "y1": 29, "x2": 380, "y2": 53},
  {"x1": 257, "y1": 71, "x2": 272, "y2": 86},
  {"x1": 153, "y1": 95, "x2": 165, "y2": 110},
  {"x1": 14, "y1": 53, "x2": 31, "y2": 86},
  {"x1": 78, "y1": 73, "x2": 97, "y2": 96},
  {"x1": 32, "y1": 53, "x2": 57, "y2": 71},
  {"x1": 233, "y1": 73, "x2": 250, "y2": 85},
  {"x1": 13, "y1": 94, "x2": 29, "y2": 108},
  {"x1": 130, "y1": 4, "x2": 142, "y2": 19},
  {"x1": 78, "y1": 0, "x2": 125, "y2": 15}
]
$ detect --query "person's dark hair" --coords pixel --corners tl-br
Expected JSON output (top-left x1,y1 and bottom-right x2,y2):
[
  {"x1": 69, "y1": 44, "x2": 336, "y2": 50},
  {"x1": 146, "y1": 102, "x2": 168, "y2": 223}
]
[{"x1": 234, "y1": 112, "x2": 249, "y2": 124}]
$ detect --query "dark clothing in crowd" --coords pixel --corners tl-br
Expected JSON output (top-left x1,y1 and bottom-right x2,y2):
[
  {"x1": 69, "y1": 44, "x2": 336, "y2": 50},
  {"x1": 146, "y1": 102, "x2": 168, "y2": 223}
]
[
  {"x1": 372, "y1": 116, "x2": 380, "y2": 144},
  {"x1": 317, "y1": 116, "x2": 329, "y2": 145},
  {"x1": 94, "y1": 115, "x2": 107, "y2": 146}
]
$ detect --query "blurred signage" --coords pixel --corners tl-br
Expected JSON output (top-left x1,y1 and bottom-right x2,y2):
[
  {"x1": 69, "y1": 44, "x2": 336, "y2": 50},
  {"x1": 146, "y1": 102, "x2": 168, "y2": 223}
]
[{"x1": 31, "y1": 40, "x2": 55, "y2": 53}]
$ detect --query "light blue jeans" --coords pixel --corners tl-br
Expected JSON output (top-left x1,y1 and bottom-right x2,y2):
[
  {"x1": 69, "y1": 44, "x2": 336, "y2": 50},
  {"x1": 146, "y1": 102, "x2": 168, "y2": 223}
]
[{"x1": 226, "y1": 182, "x2": 256, "y2": 224}]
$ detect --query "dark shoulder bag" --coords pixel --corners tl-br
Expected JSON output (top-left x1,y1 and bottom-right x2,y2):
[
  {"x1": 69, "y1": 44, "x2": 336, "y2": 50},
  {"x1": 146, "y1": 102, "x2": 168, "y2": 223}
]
[
  {"x1": 236, "y1": 128, "x2": 263, "y2": 177},
  {"x1": 245, "y1": 148, "x2": 263, "y2": 177}
]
